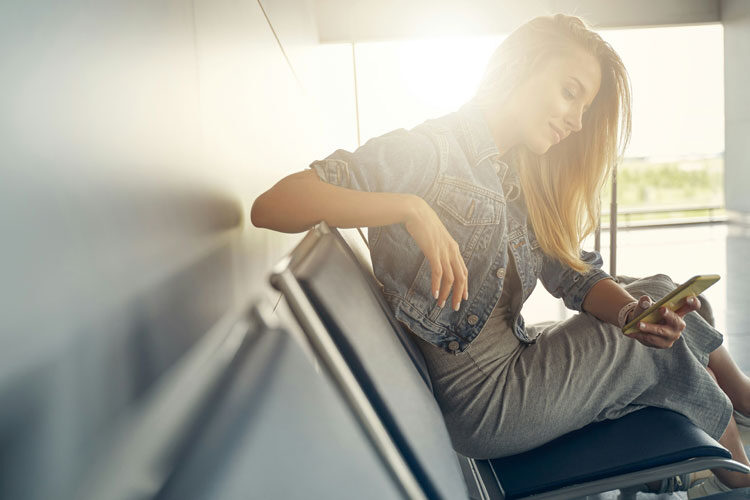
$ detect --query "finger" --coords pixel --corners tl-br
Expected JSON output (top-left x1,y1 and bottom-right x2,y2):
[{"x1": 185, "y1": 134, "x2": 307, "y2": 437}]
[
  {"x1": 674, "y1": 295, "x2": 701, "y2": 317},
  {"x1": 438, "y1": 241, "x2": 458, "y2": 308},
  {"x1": 451, "y1": 248, "x2": 468, "y2": 305},
  {"x1": 636, "y1": 319, "x2": 668, "y2": 339},
  {"x1": 632, "y1": 328, "x2": 671, "y2": 348},
  {"x1": 635, "y1": 295, "x2": 652, "y2": 313},
  {"x1": 450, "y1": 258, "x2": 466, "y2": 311},
  {"x1": 429, "y1": 253, "x2": 443, "y2": 302},
  {"x1": 627, "y1": 331, "x2": 658, "y2": 348},
  {"x1": 631, "y1": 295, "x2": 653, "y2": 319},
  {"x1": 438, "y1": 257, "x2": 455, "y2": 308},
  {"x1": 461, "y1": 257, "x2": 469, "y2": 301},
  {"x1": 637, "y1": 295, "x2": 653, "y2": 310},
  {"x1": 640, "y1": 314, "x2": 681, "y2": 345},
  {"x1": 659, "y1": 306, "x2": 686, "y2": 336}
]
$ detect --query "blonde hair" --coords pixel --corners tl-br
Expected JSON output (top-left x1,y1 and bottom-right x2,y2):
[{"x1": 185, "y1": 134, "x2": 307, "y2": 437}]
[{"x1": 471, "y1": 13, "x2": 632, "y2": 274}]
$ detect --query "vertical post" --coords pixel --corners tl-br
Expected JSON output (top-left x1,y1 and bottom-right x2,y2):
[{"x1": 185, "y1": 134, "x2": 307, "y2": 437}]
[
  {"x1": 595, "y1": 208, "x2": 601, "y2": 253},
  {"x1": 610, "y1": 161, "x2": 618, "y2": 278},
  {"x1": 352, "y1": 42, "x2": 370, "y2": 249},
  {"x1": 352, "y1": 41, "x2": 361, "y2": 149}
]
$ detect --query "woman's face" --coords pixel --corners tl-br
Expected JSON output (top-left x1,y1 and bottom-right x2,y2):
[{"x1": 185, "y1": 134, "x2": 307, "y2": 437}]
[{"x1": 512, "y1": 46, "x2": 601, "y2": 155}]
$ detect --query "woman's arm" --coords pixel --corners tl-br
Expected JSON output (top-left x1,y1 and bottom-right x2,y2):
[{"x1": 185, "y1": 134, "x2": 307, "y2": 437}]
[
  {"x1": 252, "y1": 168, "x2": 470, "y2": 311},
  {"x1": 583, "y1": 275, "x2": 704, "y2": 349},
  {"x1": 582, "y1": 277, "x2": 639, "y2": 327},
  {"x1": 251, "y1": 169, "x2": 424, "y2": 233}
]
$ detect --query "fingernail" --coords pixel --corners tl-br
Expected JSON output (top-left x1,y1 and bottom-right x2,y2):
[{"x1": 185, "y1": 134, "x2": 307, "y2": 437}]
[
  {"x1": 639, "y1": 322, "x2": 645, "y2": 329},
  {"x1": 439, "y1": 300, "x2": 445, "y2": 308},
  {"x1": 688, "y1": 297, "x2": 695, "y2": 304},
  {"x1": 454, "y1": 303, "x2": 459, "y2": 311},
  {"x1": 434, "y1": 289, "x2": 439, "y2": 299}
]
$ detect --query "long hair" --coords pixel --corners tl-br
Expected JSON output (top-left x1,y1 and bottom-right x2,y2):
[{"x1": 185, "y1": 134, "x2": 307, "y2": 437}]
[{"x1": 470, "y1": 13, "x2": 632, "y2": 274}]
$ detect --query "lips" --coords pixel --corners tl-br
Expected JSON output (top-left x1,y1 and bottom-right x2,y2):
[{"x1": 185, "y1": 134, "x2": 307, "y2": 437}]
[
  {"x1": 549, "y1": 124, "x2": 561, "y2": 143},
  {"x1": 549, "y1": 123, "x2": 564, "y2": 143}
]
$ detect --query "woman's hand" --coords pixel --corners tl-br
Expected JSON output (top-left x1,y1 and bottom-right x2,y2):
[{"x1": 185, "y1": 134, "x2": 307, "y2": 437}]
[
  {"x1": 626, "y1": 293, "x2": 702, "y2": 348},
  {"x1": 403, "y1": 197, "x2": 468, "y2": 312}
]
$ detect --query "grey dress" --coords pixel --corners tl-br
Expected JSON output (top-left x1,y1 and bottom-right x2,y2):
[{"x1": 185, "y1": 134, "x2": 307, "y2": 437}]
[{"x1": 407, "y1": 245, "x2": 733, "y2": 460}]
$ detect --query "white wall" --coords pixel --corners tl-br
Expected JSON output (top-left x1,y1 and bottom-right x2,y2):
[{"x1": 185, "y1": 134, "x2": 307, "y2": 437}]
[
  {"x1": 722, "y1": 0, "x2": 750, "y2": 216},
  {"x1": 0, "y1": 0, "x2": 357, "y2": 368},
  {"x1": 0, "y1": 2, "x2": 357, "y2": 498},
  {"x1": 190, "y1": 0, "x2": 357, "y2": 302}
]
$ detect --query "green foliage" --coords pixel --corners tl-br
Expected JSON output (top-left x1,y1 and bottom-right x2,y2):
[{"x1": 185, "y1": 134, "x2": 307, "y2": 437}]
[{"x1": 599, "y1": 156, "x2": 725, "y2": 223}]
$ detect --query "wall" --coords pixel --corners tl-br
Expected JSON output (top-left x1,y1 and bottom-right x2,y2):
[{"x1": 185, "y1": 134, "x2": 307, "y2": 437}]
[
  {"x1": 0, "y1": 1, "x2": 355, "y2": 498},
  {"x1": 722, "y1": 0, "x2": 750, "y2": 217}
]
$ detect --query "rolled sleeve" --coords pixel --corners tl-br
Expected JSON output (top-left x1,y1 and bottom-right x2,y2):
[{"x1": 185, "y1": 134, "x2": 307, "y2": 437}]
[
  {"x1": 539, "y1": 248, "x2": 615, "y2": 312},
  {"x1": 308, "y1": 127, "x2": 439, "y2": 199}
]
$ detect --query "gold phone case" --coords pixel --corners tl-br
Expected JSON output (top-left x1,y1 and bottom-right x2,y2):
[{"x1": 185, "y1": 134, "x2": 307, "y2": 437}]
[{"x1": 622, "y1": 274, "x2": 721, "y2": 335}]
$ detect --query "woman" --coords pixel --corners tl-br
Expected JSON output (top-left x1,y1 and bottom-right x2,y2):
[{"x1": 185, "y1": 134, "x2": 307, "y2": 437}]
[{"x1": 251, "y1": 13, "x2": 750, "y2": 496}]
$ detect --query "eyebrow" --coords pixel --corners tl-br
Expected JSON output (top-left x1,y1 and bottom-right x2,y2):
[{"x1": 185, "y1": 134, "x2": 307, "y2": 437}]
[{"x1": 570, "y1": 76, "x2": 587, "y2": 95}]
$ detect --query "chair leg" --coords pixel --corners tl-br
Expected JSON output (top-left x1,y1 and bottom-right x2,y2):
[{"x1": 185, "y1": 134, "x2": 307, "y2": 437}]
[{"x1": 617, "y1": 484, "x2": 642, "y2": 500}]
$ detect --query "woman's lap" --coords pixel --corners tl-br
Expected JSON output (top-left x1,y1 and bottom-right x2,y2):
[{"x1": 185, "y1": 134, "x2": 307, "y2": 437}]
[{"x1": 422, "y1": 273, "x2": 734, "y2": 460}]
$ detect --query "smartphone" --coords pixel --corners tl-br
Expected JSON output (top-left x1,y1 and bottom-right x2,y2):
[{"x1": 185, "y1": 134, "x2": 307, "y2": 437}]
[{"x1": 622, "y1": 274, "x2": 721, "y2": 335}]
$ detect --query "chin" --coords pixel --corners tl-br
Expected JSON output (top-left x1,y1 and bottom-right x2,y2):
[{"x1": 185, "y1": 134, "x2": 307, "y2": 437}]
[{"x1": 529, "y1": 140, "x2": 552, "y2": 156}]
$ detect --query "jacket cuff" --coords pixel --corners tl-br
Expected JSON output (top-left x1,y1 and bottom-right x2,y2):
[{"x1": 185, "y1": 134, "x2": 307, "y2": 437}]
[
  {"x1": 308, "y1": 158, "x2": 350, "y2": 188},
  {"x1": 568, "y1": 269, "x2": 615, "y2": 312}
]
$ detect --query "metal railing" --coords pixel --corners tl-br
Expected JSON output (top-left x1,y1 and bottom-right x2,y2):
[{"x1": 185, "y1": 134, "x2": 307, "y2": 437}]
[
  {"x1": 600, "y1": 203, "x2": 726, "y2": 230},
  {"x1": 594, "y1": 160, "x2": 726, "y2": 277}
]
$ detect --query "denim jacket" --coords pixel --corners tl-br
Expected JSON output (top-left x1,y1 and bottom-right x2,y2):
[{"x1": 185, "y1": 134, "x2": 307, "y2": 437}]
[{"x1": 308, "y1": 100, "x2": 614, "y2": 355}]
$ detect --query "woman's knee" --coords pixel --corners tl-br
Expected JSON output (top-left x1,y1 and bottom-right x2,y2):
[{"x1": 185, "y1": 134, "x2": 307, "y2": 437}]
[
  {"x1": 706, "y1": 365, "x2": 718, "y2": 383},
  {"x1": 621, "y1": 273, "x2": 674, "y2": 301}
]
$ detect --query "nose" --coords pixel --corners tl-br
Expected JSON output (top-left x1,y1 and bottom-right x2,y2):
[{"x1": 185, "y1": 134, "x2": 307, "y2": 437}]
[{"x1": 564, "y1": 106, "x2": 584, "y2": 133}]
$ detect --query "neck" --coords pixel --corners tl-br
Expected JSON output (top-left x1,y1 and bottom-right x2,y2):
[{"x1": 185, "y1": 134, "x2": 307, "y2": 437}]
[{"x1": 480, "y1": 105, "x2": 520, "y2": 159}]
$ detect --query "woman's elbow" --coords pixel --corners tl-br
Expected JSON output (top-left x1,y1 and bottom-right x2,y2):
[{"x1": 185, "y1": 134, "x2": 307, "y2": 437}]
[
  {"x1": 251, "y1": 171, "x2": 321, "y2": 231},
  {"x1": 251, "y1": 192, "x2": 273, "y2": 228}
]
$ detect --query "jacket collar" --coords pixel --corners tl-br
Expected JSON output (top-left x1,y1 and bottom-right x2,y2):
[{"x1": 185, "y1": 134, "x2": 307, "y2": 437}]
[{"x1": 456, "y1": 100, "x2": 521, "y2": 201}]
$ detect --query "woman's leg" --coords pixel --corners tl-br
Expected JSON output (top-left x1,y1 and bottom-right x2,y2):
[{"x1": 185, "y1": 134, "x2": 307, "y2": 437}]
[
  {"x1": 708, "y1": 344, "x2": 750, "y2": 415},
  {"x1": 644, "y1": 353, "x2": 750, "y2": 491},
  {"x1": 643, "y1": 409, "x2": 749, "y2": 491},
  {"x1": 641, "y1": 281, "x2": 750, "y2": 490},
  {"x1": 704, "y1": 365, "x2": 750, "y2": 488}
]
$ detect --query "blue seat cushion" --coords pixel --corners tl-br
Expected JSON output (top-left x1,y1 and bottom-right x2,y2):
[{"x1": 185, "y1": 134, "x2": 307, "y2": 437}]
[{"x1": 489, "y1": 406, "x2": 730, "y2": 499}]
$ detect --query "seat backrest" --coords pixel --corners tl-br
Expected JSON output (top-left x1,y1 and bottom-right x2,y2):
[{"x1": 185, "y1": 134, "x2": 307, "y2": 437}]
[
  {"x1": 156, "y1": 299, "x2": 408, "y2": 500},
  {"x1": 274, "y1": 222, "x2": 468, "y2": 500},
  {"x1": 0, "y1": 169, "x2": 244, "y2": 500},
  {"x1": 333, "y1": 227, "x2": 434, "y2": 391}
]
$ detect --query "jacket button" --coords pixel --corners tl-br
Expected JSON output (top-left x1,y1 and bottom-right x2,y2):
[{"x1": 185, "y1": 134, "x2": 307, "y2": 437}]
[
  {"x1": 448, "y1": 340, "x2": 459, "y2": 351},
  {"x1": 467, "y1": 314, "x2": 479, "y2": 325},
  {"x1": 496, "y1": 267, "x2": 505, "y2": 278}
]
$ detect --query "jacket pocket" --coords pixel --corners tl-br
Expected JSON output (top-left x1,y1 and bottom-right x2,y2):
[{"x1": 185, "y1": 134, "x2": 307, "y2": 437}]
[
  {"x1": 405, "y1": 176, "x2": 505, "y2": 323},
  {"x1": 436, "y1": 176, "x2": 505, "y2": 226},
  {"x1": 434, "y1": 176, "x2": 504, "y2": 261}
]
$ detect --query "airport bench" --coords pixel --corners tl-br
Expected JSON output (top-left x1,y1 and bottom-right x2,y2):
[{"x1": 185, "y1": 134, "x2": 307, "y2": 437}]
[{"x1": 269, "y1": 221, "x2": 750, "y2": 500}]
